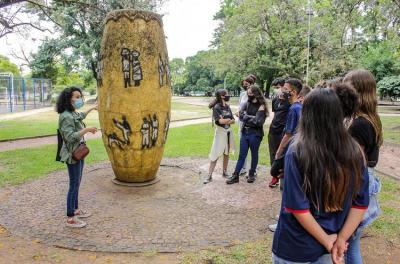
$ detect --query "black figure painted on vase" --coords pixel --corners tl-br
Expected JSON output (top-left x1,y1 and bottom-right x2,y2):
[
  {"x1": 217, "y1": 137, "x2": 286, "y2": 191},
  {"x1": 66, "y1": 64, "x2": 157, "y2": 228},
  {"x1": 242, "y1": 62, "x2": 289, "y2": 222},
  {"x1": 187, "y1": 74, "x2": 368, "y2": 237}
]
[
  {"x1": 131, "y1": 50, "x2": 143, "y2": 87},
  {"x1": 158, "y1": 55, "x2": 165, "y2": 87},
  {"x1": 121, "y1": 48, "x2": 131, "y2": 88},
  {"x1": 165, "y1": 61, "x2": 171, "y2": 85},
  {"x1": 141, "y1": 117, "x2": 151, "y2": 149},
  {"x1": 150, "y1": 114, "x2": 159, "y2": 146},
  {"x1": 163, "y1": 113, "x2": 170, "y2": 144},
  {"x1": 113, "y1": 115, "x2": 132, "y2": 145},
  {"x1": 107, "y1": 132, "x2": 125, "y2": 150},
  {"x1": 97, "y1": 59, "x2": 104, "y2": 87}
]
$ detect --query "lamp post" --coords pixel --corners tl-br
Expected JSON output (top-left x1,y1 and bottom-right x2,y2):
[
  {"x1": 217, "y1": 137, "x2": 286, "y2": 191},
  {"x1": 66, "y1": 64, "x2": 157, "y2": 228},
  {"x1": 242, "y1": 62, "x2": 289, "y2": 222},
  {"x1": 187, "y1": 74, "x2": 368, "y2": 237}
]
[{"x1": 306, "y1": 0, "x2": 312, "y2": 84}]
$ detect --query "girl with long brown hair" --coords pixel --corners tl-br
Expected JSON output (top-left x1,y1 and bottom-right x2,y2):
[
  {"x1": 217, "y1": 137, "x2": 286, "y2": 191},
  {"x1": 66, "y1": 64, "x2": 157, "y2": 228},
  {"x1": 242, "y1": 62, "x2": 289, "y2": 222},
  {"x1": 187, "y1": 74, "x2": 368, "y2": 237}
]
[
  {"x1": 342, "y1": 69, "x2": 382, "y2": 263},
  {"x1": 237, "y1": 74, "x2": 257, "y2": 176},
  {"x1": 226, "y1": 84, "x2": 268, "y2": 184},
  {"x1": 272, "y1": 88, "x2": 369, "y2": 264}
]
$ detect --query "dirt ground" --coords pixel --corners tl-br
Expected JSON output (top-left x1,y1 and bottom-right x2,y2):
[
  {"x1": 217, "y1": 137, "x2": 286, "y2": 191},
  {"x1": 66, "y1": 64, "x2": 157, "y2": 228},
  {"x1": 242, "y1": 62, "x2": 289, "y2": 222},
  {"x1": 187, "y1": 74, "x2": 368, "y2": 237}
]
[
  {"x1": 0, "y1": 156, "x2": 399, "y2": 264},
  {"x1": 1, "y1": 224, "x2": 399, "y2": 264}
]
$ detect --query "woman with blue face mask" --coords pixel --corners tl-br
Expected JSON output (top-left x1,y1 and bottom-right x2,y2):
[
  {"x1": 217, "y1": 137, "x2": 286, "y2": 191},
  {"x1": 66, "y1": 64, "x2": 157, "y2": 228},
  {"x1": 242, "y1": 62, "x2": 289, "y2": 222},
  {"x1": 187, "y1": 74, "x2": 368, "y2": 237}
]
[{"x1": 56, "y1": 87, "x2": 98, "y2": 228}]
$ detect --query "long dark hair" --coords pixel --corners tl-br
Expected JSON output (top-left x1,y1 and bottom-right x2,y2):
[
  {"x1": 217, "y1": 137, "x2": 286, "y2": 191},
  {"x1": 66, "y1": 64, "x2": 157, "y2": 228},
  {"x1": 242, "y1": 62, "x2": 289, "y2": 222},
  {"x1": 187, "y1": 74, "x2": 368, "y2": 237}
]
[
  {"x1": 56, "y1": 87, "x2": 83, "y2": 114},
  {"x1": 208, "y1": 89, "x2": 228, "y2": 109},
  {"x1": 293, "y1": 88, "x2": 363, "y2": 212},
  {"x1": 343, "y1": 69, "x2": 383, "y2": 146},
  {"x1": 332, "y1": 83, "x2": 359, "y2": 120},
  {"x1": 249, "y1": 85, "x2": 269, "y2": 117}
]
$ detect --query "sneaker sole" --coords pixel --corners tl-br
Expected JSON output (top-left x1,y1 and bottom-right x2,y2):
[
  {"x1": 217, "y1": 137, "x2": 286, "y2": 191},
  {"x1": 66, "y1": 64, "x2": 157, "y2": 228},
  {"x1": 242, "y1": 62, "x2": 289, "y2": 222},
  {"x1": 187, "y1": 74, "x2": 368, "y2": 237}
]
[
  {"x1": 66, "y1": 223, "x2": 87, "y2": 228},
  {"x1": 76, "y1": 214, "x2": 92, "y2": 218},
  {"x1": 226, "y1": 181, "x2": 239, "y2": 184}
]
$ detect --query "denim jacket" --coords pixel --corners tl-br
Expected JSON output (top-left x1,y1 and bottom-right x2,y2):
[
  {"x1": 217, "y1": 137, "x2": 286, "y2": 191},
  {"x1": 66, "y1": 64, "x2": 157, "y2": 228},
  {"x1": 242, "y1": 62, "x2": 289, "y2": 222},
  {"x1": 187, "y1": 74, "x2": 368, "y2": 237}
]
[{"x1": 58, "y1": 111, "x2": 87, "y2": 164}]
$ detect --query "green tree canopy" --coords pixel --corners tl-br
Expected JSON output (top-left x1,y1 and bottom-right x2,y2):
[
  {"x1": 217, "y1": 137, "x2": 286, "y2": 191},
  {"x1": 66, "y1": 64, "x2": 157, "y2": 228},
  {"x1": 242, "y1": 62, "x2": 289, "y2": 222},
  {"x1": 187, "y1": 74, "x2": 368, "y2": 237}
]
[
  {"x1": 0, "y1": 55, "x2": 21, "y2": 76},
  {"x1": 209, "y1": 0, "x2": 400, "y2": 86},
  {"x1": 378, "y1": 75, "x2": 400, "y2": 100}
]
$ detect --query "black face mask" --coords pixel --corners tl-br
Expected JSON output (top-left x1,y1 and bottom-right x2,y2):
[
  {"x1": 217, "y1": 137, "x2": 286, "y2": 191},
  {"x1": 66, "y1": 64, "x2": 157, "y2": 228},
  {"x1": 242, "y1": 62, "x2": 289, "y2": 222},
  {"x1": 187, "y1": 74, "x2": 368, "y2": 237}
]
[
  {"x1": 282, "y1": 92, "x2": 291, "y2": 100},
  {"x1": 248, "y1": 95, "x2": 255, "y2": 101},
  {"x1": 223, "y1": 95, "x2": 230, "y2": 102}
]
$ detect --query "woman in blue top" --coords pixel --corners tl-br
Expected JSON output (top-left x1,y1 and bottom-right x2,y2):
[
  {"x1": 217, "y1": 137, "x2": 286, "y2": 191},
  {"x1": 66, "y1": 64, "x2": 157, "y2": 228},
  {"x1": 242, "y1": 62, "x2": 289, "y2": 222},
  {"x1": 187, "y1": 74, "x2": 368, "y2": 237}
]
[{"x1": 272, "y1": 88, "x2": 369, "y2": 264}]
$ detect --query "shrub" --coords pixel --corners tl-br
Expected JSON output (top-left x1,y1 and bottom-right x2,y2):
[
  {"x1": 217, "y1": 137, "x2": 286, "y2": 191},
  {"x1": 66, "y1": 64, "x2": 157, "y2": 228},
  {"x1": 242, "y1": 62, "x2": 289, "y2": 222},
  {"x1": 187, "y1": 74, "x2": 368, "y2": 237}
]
[{"x1": 377, "y1": 76, "x2": 400, "y2": 100}]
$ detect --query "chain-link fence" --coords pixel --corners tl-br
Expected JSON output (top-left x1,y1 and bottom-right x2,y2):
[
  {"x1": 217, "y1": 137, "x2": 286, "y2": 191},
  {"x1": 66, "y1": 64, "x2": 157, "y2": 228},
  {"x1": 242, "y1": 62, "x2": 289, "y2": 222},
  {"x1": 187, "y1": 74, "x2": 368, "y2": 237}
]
[{"x1": 0, "y1": 73, "x2": 52, "y2": 114}]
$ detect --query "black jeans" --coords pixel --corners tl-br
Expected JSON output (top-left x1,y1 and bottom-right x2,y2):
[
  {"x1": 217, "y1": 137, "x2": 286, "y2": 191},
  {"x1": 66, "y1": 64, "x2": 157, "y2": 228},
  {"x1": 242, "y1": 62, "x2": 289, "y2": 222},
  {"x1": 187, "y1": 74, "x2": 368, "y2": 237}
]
[
  {"x1": 268, "y1": 131, "x2": 283, "y2": 166},
  {"x1": 66, "y1": 160, "x2": 84, "y2": 217}
]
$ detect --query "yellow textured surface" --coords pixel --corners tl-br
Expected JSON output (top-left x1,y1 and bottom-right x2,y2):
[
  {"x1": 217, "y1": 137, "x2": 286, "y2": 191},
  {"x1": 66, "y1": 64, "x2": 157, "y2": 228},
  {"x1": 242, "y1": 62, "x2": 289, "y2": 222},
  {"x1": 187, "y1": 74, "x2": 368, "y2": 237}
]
[{"x1": 98, "y1": 10, "x2": 171, "y2": 183}]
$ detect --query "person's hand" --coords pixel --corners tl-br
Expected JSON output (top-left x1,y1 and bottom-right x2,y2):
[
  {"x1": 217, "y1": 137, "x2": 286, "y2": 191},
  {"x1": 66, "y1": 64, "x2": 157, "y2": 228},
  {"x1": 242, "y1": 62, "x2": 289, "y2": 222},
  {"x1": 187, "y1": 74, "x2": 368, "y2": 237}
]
[
  {"x1": 86, "y1": 127, "x2": 98, "y2": 134},
  {"x1": 92, "y1": 104, "x2": 98, "y2": 111},
  {"x1": 323, "y1": 234, "x2": 338, "y2": 253},
  {"x1": 259, "y1": 105, "x2": 265, "y2": 111},
  {"x1": 235, "y1": 111, "x2": 240, "y2": 117},
  {"x1": 331, "y1": 237, "x2": 348, "y2": 264},
  {"x1": 229, "y1": 119, "x2": 235, "y2": 124}
]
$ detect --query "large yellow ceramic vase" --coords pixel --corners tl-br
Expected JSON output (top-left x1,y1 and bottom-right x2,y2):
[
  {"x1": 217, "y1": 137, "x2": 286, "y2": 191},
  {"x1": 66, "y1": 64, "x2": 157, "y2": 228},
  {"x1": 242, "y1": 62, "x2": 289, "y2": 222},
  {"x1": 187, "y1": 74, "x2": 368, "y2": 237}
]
[{"x1": 98, "y1": 9, "x2": 171, "y2": 185}]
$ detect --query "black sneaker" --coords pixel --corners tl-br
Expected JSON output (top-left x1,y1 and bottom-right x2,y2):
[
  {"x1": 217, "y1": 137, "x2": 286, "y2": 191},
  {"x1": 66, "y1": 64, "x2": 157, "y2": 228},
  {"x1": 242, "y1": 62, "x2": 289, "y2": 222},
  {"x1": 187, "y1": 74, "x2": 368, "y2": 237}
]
[
  {"x1": 226, "y1": 172, "x2": 239, "y2": 184},
  {"x1": 247, "y1": 172, "x2": 257, "y2": 183}
]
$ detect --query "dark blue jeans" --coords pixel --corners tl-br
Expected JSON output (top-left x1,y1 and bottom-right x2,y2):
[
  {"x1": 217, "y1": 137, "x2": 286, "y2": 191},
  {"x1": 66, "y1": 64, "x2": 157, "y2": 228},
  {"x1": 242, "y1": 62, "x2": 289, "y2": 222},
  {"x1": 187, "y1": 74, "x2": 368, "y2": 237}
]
[
  {"x1": 234, "y1": 130, "x2": 262, "y2": 175},
  {"x1": 66, "y1": 160, "x2": 84, "y2": 217}
]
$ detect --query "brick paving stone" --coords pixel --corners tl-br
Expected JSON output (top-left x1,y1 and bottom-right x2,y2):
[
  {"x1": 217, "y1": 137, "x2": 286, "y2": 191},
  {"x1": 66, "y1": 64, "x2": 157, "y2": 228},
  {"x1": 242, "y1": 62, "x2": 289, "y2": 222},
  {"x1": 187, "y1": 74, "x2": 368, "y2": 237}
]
[{"x1": 0, "y1": 157, "x2": 281, "y2": 253}]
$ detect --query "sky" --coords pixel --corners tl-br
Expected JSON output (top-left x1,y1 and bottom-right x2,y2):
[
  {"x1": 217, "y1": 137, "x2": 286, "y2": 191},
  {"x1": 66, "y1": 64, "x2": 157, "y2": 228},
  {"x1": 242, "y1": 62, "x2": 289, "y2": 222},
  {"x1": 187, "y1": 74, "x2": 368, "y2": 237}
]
[{"x1": 0, "y1": 0, "x2": 221, "y2": 73}]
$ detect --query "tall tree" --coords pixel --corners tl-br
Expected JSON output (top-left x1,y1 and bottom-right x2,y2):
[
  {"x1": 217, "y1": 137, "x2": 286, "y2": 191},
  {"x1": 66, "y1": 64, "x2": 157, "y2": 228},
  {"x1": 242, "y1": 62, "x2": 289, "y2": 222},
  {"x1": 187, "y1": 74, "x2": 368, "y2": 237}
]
[
  {"x1": 210, "y1": 0, "x2": 400, "y2": 86},
  {"x1": 0, "y1": 55, "x2": 21, "y2": 76},
  {"x1": 1, "y1": 0, "x2": 168, "y2": 78},
  {"x1": 169, "y1": 58, "x2": 186, "y2": 94}
]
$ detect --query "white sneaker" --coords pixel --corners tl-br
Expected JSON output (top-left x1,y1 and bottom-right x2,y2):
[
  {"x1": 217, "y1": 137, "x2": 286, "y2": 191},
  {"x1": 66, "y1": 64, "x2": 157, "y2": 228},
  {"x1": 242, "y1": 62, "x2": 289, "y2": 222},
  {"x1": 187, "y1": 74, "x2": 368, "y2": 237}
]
[
  {"x1": 74, "y1": 209, "x2": 92, "y2": 218},
  {"x1": 268, "y1": 223, "x2": 277, "y2": 232},
  {"x1": 66, "y1": 217, "x2": 87, "y2": 228}
]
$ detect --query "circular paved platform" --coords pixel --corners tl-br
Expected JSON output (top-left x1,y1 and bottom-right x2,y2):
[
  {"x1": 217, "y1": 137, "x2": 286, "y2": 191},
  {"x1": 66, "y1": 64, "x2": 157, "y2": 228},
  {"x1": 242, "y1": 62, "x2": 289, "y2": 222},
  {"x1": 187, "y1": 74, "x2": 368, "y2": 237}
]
[{"x1": 0, "y1": 158, "x2": 280, "y2": 252}]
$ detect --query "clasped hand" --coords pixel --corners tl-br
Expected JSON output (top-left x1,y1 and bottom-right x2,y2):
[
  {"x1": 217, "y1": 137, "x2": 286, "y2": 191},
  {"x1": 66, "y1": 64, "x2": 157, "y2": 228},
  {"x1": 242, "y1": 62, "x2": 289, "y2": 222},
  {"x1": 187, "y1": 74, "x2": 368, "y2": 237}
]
[{"x1": 326, "y1": 235, "x2": 348, "y2": 264}]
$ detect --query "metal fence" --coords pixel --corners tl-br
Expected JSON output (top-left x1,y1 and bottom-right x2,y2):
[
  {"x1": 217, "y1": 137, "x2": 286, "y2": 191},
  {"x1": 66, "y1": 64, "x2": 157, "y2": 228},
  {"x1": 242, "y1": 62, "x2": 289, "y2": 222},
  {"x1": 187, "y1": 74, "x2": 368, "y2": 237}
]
[{"x1": 0, "y1": 73, "x2": 52, "y2": 114}]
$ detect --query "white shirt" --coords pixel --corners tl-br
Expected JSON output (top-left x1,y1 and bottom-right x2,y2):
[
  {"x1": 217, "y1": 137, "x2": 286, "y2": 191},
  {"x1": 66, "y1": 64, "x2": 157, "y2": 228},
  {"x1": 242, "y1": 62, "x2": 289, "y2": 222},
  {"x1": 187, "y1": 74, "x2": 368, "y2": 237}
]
[{"x1": 238, "y1": 90, "x2": 248, "y2": 131}]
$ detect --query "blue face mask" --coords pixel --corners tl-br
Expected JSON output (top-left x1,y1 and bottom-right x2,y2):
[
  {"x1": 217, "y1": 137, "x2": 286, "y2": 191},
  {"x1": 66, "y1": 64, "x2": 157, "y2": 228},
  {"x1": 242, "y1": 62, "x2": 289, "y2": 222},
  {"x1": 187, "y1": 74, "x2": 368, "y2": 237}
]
[{"x1": 74, "y1": 98, "x2": 84, "y2": 109}]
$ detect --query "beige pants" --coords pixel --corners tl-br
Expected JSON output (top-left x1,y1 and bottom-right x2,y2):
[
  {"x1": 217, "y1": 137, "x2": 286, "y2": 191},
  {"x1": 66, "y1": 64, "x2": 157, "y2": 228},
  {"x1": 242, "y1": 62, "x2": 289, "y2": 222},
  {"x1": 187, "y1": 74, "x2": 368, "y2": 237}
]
[{"x1": 209, "y1": 126, "x2": 235, "y2": 162}]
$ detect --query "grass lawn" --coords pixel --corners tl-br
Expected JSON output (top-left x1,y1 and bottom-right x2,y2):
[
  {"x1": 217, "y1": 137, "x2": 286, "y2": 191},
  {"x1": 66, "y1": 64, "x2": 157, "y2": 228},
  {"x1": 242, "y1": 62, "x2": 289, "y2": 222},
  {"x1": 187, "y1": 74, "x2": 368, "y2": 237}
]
[
  {"x1": 0, "y1": 101, "x2": 211, "y2": 141},
  {"x1": 381, "y1": 116, "x2": 400, "y2": 145},
  {"x1": 377, "y1": 105, "x2": 400, "y2": 114},
  {"x1": 0, "y1": 123, "x2": 270, "y2": 187},
  {"x1": 369, "y1": 177, "x2": 400, "y2": 244},
  {"x1": 180, "y1": 236, "x2": 273, "y2": 264}
]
